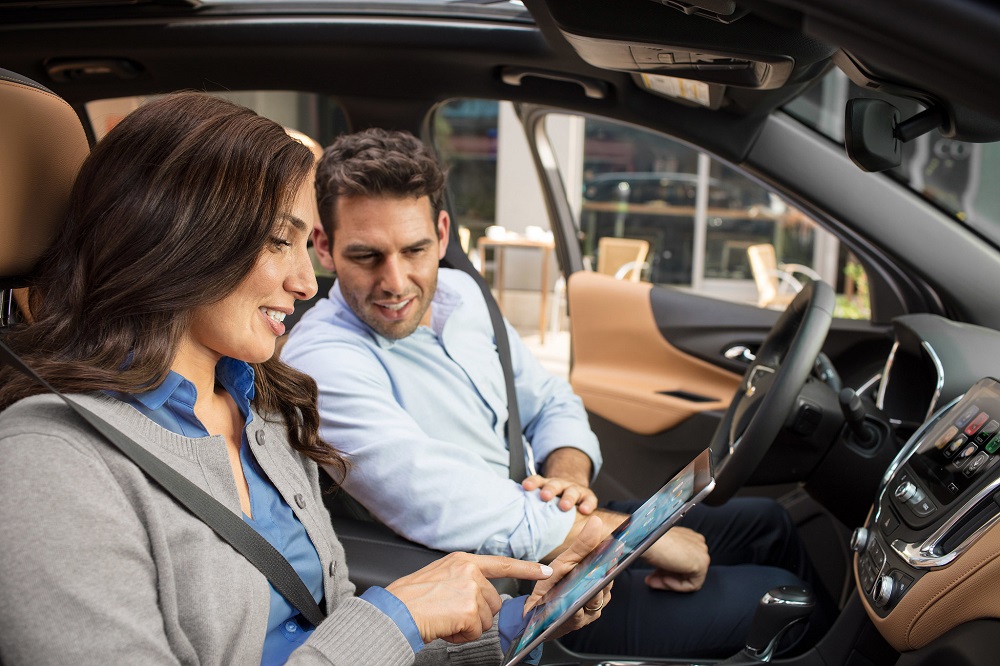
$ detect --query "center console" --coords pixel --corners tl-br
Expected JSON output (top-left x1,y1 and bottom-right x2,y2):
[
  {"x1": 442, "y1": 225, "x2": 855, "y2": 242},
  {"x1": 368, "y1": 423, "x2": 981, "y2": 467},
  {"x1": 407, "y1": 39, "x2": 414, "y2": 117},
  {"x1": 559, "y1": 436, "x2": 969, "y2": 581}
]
[{"x1": 853, "y1": 377, "x2": 1000, "y2": 650}]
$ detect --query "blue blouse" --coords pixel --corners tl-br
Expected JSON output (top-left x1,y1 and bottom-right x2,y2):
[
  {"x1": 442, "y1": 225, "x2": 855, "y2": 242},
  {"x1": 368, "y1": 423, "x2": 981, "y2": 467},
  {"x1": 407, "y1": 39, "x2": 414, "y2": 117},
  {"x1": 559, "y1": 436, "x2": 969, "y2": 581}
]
[
  {"x1": 115, "y1": 357, "x2": 538, "y2": 664},
  {"x1": 113, "y1": 358, "x2": 423, "y2": 664}
]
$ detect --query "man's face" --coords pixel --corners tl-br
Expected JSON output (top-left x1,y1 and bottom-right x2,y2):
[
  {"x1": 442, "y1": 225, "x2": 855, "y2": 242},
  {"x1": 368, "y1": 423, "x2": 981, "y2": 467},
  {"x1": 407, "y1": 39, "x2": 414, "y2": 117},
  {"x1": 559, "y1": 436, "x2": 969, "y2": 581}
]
[{"x1": 314, "y1": 194, "x2": 449, "y2": 340}]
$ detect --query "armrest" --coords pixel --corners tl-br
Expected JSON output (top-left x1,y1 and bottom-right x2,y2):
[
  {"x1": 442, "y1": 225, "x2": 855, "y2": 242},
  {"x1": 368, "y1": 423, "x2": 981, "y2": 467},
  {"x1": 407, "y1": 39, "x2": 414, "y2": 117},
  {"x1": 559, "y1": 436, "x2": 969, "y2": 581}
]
[{"x1": 333, "y1": 515, "x2": 521, "y2": 597}]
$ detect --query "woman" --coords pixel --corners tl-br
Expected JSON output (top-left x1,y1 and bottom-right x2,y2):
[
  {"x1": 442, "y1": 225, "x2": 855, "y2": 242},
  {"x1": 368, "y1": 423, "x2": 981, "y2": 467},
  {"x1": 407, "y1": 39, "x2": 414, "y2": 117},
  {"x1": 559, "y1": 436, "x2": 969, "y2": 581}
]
[{"x1": 0, "y1": 93, "x2": 607, "y2": 665}]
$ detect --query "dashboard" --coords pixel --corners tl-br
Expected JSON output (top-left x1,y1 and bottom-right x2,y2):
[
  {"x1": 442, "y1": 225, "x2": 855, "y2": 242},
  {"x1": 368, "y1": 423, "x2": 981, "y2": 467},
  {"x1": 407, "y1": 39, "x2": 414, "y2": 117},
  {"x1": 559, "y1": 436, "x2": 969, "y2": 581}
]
[
  {"x1": 853, "y1": 315, "x2": 1000, "y2": 651},
  {"x1": 875, "y1": 314, "x2": 1000, "y2": 431}
]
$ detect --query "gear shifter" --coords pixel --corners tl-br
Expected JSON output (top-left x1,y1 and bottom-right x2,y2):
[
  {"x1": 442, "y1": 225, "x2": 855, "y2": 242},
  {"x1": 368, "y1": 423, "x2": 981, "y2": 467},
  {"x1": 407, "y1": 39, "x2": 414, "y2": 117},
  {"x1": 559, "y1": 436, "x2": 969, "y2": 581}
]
[
  {"x1": 839, "y1": 387, "x2": 877, "y2": 448},
  {"x1": 719, "y1": 585, "x2": 816, "y2": 664}
]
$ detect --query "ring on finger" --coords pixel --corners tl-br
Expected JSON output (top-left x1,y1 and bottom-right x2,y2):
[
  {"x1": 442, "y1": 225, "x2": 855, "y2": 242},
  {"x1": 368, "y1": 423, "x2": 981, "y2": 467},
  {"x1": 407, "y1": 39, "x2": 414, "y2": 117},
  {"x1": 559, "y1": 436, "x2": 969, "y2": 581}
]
[{"x1": 584, "y1": 598, "x2": 605, "y2": 613}]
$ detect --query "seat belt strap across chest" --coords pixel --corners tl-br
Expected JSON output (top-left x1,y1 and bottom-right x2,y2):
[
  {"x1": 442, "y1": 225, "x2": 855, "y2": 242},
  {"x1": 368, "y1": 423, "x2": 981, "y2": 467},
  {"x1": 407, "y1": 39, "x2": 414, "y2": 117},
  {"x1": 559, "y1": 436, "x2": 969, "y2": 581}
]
[
  {"x1": 0, "y1": 338, "x2": 327, "y2": 629},
  {"x1": 443, "y1": 241, "x2": 530, "y2": 482}
]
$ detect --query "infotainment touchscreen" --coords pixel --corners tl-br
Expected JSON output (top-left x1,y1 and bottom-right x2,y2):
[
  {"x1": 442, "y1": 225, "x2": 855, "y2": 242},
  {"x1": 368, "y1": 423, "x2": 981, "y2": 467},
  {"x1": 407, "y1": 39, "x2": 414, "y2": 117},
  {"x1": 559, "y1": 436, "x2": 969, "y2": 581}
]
[{"x1": 912, "y1": 377, "x2": 1000, "y2": 505}]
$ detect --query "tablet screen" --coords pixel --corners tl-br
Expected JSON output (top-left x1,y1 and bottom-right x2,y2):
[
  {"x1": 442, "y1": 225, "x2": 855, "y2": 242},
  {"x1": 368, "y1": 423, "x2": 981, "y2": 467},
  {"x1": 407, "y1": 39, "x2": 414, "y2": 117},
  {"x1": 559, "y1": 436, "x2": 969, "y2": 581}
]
[{"x1": 502, "y1": 449, "x2": 714, "y2": 665}]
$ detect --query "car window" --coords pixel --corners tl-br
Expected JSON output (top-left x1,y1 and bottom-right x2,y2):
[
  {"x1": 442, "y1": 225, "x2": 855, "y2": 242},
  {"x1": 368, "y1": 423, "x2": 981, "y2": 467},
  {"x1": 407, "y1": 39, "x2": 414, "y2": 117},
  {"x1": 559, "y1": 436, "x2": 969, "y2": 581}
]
[
  {"x1": 86, "y1": 91, "x2": 346, "y2": 145},
  {"x1": 785, "y1": 69, "x2": 1000, "y2": 250},
  {"x1": 86, "y1": 91, "x2": 348, "y2": 279},
  {"x1": 542, "y1": 112, "x2": 871, "y2": 320},
  {"x1": 432, "y1": 98, "x2": 871, "y2": 323}
]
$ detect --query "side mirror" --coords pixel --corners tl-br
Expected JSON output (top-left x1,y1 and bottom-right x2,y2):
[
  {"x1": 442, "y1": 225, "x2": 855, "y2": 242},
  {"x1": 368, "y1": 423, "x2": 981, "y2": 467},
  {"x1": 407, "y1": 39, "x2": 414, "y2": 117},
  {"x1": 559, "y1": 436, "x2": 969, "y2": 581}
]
[{"x1": 845, "y1": 99, "x2": 945, "y2": 173}]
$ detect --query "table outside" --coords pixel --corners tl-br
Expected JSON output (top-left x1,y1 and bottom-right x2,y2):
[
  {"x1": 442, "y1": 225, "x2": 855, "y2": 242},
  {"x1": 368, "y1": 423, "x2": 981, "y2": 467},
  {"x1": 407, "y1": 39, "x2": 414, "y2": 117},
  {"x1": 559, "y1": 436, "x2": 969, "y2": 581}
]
[{"x1": 477, "y1": 235, "x2": 555, "y2": 344}]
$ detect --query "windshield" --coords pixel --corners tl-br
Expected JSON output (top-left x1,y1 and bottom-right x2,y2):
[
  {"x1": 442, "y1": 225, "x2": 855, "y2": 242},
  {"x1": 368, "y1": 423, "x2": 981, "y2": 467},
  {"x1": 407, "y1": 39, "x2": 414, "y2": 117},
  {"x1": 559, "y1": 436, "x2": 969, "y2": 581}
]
[{"x1": 785, "y1": 70, "x2": 1000, "y2": 249}]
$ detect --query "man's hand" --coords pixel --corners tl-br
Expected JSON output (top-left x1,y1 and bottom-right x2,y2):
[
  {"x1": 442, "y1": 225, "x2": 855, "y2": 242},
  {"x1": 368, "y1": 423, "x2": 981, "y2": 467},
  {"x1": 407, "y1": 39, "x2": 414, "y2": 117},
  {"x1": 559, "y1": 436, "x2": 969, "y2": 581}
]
[
  {"x1": 529, "y1": 447, "x2": 597, "y2": 514},
  {"x1": 640, "y1": 526, "x2": 710, "y2": 593},
  {"x1": 522, "y1": 474, "x2": 598, "y2": 514},
  {"x1": 386, "y1": 552, "x2": 553, "y2": 644},
  {"x1": 526, "y1": 516, "x2": 611, "y2": 639}
]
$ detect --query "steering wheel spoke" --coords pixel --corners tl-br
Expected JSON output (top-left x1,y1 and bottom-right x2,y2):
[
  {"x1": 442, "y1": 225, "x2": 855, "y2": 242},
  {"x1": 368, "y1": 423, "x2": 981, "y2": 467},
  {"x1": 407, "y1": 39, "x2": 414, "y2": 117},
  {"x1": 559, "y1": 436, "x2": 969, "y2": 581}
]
[{"x1": 706, "y1": 280, "x2": 835, "y2": 504}]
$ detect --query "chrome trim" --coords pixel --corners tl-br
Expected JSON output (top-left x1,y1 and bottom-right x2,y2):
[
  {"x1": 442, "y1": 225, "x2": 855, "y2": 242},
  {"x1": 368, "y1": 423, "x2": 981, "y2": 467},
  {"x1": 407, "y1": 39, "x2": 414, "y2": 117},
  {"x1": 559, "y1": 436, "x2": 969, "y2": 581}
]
[
  {"x1": 856, "y1": 372, "x2": 882, "y2": 399},
  {"x1": 890, "y1": 473, "x2": 1000, "y2": 569},
  {"x1": 876, "y1": 396, "x2": 959, "y2": 495},
  {"x1": 761, "y1": 592, "x2": 811, "y2": 606},
  {"x1": 921, "y1": 340, "x2": 945, "y2": 419},
  {"x1": 745, "y1": 364, "x2": 775, "y2": 397},
  {"x1": 876, "y1": 340, "x2": 900, "y2": 411}
]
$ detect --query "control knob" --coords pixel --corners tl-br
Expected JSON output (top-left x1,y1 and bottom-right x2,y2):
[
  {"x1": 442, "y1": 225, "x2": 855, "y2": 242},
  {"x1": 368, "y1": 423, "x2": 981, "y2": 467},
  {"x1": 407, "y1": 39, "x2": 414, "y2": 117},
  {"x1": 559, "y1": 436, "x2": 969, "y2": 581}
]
[
  {"x1": 850, "y1": 527, "x2": 869, "y2": 553},
  {"x1": 873, "y1": 575, "x2": 895, "y2": 608},
  {"x1": 894, "y1": 481, "x2": 917, "y2": 502}
]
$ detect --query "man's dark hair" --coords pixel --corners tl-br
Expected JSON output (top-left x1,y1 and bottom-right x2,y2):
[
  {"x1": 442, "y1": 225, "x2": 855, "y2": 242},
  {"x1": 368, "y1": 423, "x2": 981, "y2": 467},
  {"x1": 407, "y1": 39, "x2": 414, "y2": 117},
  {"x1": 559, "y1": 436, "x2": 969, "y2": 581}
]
[{"x1": 315, "y1": 128, "x2": 447, "y2": 237}]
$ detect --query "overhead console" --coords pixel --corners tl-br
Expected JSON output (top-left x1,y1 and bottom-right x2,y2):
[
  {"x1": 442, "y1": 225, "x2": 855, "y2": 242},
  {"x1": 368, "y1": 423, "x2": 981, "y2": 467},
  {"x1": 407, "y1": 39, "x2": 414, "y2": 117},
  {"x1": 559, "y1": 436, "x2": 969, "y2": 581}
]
[
  {"x1": 854, "y1": 377, "x2": 1000, "y2": 651},
  {"x1": 537, "y1": 0, "x2": 834, "y2": 105}
]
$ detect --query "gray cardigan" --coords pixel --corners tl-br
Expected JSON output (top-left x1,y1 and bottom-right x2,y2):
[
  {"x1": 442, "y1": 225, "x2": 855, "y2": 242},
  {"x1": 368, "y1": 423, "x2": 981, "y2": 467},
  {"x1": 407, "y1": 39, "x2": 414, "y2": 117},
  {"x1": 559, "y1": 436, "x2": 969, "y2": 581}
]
[{"x1": 0, "y1": 393, "x2": 505, "y2": 666}]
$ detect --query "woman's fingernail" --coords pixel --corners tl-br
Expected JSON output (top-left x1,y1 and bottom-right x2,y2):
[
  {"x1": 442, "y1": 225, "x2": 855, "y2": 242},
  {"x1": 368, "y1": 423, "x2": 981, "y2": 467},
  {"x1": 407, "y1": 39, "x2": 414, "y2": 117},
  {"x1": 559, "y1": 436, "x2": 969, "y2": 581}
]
[{"x1": 540, "y1": 565, "x2": 554, "y2": 576}]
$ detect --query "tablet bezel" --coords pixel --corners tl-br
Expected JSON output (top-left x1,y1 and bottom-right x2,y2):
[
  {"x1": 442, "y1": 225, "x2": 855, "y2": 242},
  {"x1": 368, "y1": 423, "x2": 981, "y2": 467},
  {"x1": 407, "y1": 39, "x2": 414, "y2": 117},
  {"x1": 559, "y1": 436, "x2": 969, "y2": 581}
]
[{"x1": 501, "y1": 448, "x2": 715, "y2": 666}]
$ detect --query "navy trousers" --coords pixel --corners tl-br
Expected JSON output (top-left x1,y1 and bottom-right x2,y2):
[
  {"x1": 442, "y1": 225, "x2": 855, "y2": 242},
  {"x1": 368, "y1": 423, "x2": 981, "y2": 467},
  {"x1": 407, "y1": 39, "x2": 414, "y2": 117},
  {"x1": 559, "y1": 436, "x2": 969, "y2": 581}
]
[{"x1": 557, "y1": 497, "x2": 827, "y2": 659}]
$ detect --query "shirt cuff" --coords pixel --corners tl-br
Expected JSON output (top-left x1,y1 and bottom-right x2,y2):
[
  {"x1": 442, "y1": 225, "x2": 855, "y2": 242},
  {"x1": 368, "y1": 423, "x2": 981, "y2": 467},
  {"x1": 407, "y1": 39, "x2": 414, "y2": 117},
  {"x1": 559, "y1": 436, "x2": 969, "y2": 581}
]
[
  {"x1": 360, "y1": 586, "x2": 424, "y2": 655},
  {"x1": 498, "y1": 596, "x2": 543, "y2": 665}
]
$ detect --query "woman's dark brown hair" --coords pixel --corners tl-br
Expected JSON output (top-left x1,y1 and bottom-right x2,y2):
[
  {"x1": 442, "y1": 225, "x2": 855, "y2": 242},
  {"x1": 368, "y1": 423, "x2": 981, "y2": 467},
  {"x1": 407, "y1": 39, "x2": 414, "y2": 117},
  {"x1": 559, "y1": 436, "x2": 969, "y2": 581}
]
[{"x1": 0, "y1": 92, "x2": 344, "y2": 472}]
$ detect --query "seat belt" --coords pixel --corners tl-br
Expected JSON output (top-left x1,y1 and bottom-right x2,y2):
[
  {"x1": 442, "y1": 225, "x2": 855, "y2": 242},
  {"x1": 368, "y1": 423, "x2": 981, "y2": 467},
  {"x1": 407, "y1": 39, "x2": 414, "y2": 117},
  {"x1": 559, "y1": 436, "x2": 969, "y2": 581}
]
[
  {"x1": 442, "y1": 238, "x2": 531, "y2": 482},
  {"x1": 0, "y1": 338, "x2": 327, "y2": 629}
]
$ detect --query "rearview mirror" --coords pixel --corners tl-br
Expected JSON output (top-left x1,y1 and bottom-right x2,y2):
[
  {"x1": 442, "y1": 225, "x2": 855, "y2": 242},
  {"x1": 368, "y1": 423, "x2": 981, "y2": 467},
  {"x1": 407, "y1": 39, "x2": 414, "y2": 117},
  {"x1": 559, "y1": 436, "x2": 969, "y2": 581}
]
[{"x1": 845, "y1": 98, "x2": 945, "y2": 173}]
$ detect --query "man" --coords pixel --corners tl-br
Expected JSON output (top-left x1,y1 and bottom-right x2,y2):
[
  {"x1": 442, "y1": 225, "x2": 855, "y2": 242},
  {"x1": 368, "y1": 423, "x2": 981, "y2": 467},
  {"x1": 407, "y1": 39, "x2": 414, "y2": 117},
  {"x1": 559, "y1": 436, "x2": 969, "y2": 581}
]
[{"x1": 282, "y1": 128, "x2": 825, "y2": 659}]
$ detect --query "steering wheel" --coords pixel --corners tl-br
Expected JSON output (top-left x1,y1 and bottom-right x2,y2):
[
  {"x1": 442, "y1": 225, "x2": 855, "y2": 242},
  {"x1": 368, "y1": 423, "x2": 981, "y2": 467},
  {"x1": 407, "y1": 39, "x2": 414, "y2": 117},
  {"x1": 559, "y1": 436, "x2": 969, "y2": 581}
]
[{"x1": 705, "y1": 279, "x2": 835, "y2": 504}]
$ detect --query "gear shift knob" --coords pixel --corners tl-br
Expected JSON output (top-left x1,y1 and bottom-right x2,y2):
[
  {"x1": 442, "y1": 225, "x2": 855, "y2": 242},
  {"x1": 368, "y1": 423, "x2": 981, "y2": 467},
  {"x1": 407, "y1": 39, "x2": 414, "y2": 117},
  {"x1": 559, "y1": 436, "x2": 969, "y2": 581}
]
[{"x1": 743, "y1": 585, "x2": 816, "y2": 662}]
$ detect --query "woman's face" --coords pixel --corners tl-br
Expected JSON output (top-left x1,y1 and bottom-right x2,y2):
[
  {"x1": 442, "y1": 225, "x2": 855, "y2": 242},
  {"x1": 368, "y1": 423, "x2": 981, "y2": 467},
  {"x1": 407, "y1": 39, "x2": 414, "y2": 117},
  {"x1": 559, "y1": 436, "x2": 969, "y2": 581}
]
[{"x1": 184, "y1": 177, "x2": 319, "y2": 368}]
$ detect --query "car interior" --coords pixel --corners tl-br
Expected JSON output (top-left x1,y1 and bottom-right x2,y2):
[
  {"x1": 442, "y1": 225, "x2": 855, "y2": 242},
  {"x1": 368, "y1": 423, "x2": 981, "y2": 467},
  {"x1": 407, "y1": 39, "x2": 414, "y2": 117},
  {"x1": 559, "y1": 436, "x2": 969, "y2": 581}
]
[{"x1": 4, "y1": 1, "x2": 1000, "y2": 664}]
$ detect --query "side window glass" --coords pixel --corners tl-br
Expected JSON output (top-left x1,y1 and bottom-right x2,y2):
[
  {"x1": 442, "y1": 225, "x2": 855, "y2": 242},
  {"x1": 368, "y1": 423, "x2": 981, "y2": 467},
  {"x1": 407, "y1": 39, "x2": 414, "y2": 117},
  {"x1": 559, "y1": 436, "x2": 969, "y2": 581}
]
[
  {"x1": 545, "y1": 114, "x2": 871, "y2": 320},
  {"x1": 86, "y1": 91, "x2": 348, "y2": 280}
]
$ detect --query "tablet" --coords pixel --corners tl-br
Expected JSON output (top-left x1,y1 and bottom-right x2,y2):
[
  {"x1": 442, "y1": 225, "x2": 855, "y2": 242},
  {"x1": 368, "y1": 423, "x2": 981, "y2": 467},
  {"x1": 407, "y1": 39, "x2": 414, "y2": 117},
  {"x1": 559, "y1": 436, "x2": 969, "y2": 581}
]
[{"x1": 501, "y1": 448, "x2": 715, "y2": 666}]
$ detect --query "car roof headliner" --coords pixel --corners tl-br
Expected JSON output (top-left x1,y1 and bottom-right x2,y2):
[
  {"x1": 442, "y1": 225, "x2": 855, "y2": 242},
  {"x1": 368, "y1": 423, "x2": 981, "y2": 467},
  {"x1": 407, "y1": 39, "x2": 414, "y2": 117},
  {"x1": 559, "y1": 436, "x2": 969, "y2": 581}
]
[{"x1": 1, "y1": 0, "x2": 997, "y2": 162}]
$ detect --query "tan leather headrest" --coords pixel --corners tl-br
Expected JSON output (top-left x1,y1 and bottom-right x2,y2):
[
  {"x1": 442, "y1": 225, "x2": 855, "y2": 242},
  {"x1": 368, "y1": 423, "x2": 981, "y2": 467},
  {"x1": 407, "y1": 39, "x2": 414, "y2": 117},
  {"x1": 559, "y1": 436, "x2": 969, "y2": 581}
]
[{"x1": 0, "y1": 69, "x2": 90, "y2": 282}]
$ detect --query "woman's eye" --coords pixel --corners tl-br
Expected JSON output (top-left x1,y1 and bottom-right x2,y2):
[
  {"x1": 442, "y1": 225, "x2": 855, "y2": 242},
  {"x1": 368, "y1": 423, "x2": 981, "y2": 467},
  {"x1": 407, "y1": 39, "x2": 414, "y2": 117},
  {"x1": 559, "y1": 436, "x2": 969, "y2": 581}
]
[{"x1": 270, "y1": 236, "x2": 292, "y2": 250}]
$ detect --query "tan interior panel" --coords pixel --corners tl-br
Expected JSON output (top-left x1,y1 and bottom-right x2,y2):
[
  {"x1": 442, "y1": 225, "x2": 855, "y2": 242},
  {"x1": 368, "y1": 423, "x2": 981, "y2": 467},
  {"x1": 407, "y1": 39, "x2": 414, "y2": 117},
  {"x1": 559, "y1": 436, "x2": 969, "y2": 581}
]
[
  {"x1": 567, "y1": 271, "x2": 741, "y2": 435},
  {"x1": 856, "y1": 521, "x2": 1000, "y2": 652}
]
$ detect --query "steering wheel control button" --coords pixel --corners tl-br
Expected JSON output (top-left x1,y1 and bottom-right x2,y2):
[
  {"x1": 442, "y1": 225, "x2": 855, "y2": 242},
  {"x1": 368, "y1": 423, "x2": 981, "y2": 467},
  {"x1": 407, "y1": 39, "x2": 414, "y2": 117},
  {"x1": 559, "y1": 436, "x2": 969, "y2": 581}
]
[
  {"x1": 895, "y1": 481, "x2": 918, "y2": 502},
  {"x1": 873, "y1": 575, "x2": 895, "y2": 608},
  {"x1": 850, "y1": 527, "x2": 869, "y2": 552}
]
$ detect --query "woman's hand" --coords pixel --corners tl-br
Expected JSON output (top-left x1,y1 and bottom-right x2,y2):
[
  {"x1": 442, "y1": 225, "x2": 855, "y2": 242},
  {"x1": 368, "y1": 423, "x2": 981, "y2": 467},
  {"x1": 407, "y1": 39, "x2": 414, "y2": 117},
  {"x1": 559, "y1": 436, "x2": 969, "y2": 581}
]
[
  {"x1": 640, "y1": 526, "x2": 710, "y2": 593},
  {"x1": 525, "y1": 515, "x2": 611, "y2": 639},
  {"x1": 386, "y1": 552, "x2": 553, "y2": 644}
]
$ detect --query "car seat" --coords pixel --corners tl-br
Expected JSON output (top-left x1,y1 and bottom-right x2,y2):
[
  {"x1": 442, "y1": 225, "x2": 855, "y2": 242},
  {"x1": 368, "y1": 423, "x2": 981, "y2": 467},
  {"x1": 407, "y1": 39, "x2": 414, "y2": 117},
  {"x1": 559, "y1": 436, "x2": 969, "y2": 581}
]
[{"x1": 0, "y1": 69, "x2": 90, "y2": 328}]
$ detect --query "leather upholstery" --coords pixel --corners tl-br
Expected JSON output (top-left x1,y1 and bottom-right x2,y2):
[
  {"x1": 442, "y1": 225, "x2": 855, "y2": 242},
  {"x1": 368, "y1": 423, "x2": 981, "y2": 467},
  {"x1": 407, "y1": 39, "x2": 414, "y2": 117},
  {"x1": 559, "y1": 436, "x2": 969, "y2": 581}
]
[{"x1": 0, "y1": 69, "x2": 89, "y2": 283}]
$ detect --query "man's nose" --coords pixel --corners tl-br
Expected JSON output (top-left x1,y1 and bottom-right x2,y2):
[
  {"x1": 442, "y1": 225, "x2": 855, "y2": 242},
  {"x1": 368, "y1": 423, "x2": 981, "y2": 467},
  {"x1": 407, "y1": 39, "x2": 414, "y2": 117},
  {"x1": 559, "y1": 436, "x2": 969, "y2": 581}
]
[{"x1": 379, "y1": 256, "x2": 407, "y2": 296}]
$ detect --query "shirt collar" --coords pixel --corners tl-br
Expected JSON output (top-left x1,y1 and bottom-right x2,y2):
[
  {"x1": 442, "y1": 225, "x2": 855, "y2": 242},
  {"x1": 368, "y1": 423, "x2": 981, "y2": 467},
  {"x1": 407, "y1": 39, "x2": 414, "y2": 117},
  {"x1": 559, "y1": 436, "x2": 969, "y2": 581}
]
[
  {"x1": 131, "y1": 357, "x2": 256, "y2": 412},
  {"x1": 330, "y1": 269, "x2": 464, "y2": 350}
]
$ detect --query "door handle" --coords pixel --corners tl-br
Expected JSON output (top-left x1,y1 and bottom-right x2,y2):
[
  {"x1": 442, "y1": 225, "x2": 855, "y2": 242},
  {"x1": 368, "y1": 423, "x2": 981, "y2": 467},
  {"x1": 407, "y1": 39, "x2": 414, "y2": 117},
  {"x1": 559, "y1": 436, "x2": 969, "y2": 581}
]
[{"x1": 724, "y1": 345, "x2": 756, "y2": 363}]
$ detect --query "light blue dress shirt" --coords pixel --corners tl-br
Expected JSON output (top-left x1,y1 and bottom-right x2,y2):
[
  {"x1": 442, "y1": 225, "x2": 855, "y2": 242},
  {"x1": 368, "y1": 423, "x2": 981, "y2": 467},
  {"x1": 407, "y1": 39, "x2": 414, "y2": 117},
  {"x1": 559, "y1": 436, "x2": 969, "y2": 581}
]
[
  {"x1": 112, "y1": 358, "x2": 424, "y2": 663},
  {"x1": 281, "y1": 268, "x2": 603, "y2": 562}
]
